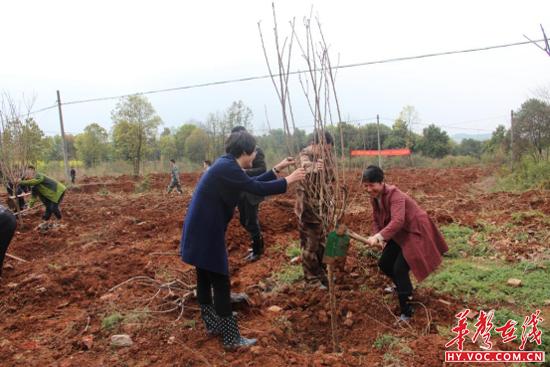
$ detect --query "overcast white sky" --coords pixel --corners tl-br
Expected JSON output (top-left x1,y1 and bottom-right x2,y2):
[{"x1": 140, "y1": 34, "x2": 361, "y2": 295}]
[{"x1": 1, "y1": 0, "x2": 549, "y2": 137}]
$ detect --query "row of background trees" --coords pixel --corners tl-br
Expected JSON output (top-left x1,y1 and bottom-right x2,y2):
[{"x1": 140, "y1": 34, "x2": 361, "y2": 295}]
[{"x1": 8, "y1": 95, "x2": 550, "y2": 176}]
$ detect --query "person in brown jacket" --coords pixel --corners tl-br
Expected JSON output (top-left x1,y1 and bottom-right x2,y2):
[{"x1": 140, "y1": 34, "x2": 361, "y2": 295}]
[
  {"x1": 363, "y1": 165, "x2": 448, "y2": 321},
  {"x1": 295, "y1": 131, "x2": 336, "y2": 289}
]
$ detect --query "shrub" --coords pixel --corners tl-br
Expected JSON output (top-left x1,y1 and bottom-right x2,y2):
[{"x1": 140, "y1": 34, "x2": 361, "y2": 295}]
[{"x1": 494, "y1": 158, "x2": 550, "y2": 191}]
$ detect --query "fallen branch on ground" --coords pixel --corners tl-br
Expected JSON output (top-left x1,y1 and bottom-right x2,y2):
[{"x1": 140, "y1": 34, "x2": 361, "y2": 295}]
[
  {"x1": 6, "y1": 253, "x2": 28, "y2": 262},
  {"x1": 104, "y1": 275, "x2": 196, "y2": 322},
  {"x1": 410, "y1": 301, "x2": 432, "y2": 336},
  {"x1": 382, "y1": 300, "x2": 417, "y2": 335}
]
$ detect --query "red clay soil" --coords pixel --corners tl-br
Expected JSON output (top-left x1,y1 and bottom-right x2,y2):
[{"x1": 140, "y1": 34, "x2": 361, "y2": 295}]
[{"x1": 1, "y1": 167, "x2": 548, "y2": 366}]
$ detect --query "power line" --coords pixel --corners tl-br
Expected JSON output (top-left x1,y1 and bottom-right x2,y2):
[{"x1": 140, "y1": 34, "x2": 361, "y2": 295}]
[
  {"x1": 47, "y1": 37, "x2": 547, "y2": 107},
  {"x1": 8, "y1": 104, "x2": 57, "y2": 123},
  {"x1": 30, "y1": 104, "x2": 57, "y2": 115},
  {"x1": 24, "y1": 36, "x2": 544, "y2": 139}
]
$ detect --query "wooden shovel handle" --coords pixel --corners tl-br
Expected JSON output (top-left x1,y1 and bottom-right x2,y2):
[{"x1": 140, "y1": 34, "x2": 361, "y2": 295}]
[{"x1": 347, "y1": 230, "x2": 370, "y2": 244}]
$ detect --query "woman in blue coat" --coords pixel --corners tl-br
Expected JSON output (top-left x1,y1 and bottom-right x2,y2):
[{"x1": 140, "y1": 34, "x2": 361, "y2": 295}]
[
  {"x1": 181, "y1": 131, "x2": 305, "y2": 350},
  {"x1": 0, "y1": 205, "x2": 17, "y2": 279}
]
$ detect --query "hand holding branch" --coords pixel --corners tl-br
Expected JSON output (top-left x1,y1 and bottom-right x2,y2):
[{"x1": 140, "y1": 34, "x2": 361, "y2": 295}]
[
  {"x1": 285, "y1": 167, "x2": 306, "y2": 185},
  {"x1": 367, "y1": 233, "x2": 386, "y2": 248},
  {"x1": 274, "y1": 157, "x2": 296, "y2": 172},
  {"x1": 314, "y1": 159, "x2": 324, "y2": 172}
]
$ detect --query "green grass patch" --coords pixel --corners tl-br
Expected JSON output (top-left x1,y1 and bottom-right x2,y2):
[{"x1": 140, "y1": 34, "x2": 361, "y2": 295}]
[
  {"x1": 356, "y1": 242, "x2": 381, "y2": 259},
  {"x1": 274, "y1": 264, "x2": 303, "y2": 285},
  {"x1": 422, "y1": 258, "x2": 550, "y2": 308},
  {"x1": 123, "y1": 308, "x2": 150, "y2": 324},
  {"x1": 101, "y1": 308, "x2": 150, "y2": 331},
  {"x1": 101, "y1": 312, "x2": 124, "y2": 330},
  {"x1": 511, "y1": 210, "x2": 550, "y2": 226},
  {"x1": 441, "y1": 224, "x2": 491, "y2": 258},
  {"x1": 494, "y1": 158, "x2": 550, "y2": 191},
  {"x1": 373, "y1": 333, "x2": 399, "y2": 350},
  {"x1": 474, "y1": 219, "x2": 500, "y2": 235},
  {"x1": 36, "y1": 159, "x2": 200, "y2": 179},
  {"x1": 285, "y1": 242, "x2": 301, "y2": 258},
  {"x1": 491, "y1": 308, "x2": 523, "y2": 331},
  {"x1": 514, "y1": 232, "x2": 530, "y2": 242},
  {"x1": 434, "y1": 219, "x2": 550, "y2": 358}
]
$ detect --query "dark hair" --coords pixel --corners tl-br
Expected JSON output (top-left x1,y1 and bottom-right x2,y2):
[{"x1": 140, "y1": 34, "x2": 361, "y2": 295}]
[
  {"x1": 27, "y1": 165, "x2": 36, "y2": 170},
  {"x1": 310, "y1": 130, "x2": 334, "y2": 146},
  {"x1": 231, "y1": 126, "x2": 247, "y2": 133},
  {"x1": 203, "y1": 160, "x2": 211, "y2": 166},
  {"x1": 225, "y1": 131, "x2": 256, "y2": 158},
  {"x1": 362, "y1": 165, "x2": 384, "y2": 183},
  {"x1": 170, "y1": 159, "x2": 176, "y2": 164}
]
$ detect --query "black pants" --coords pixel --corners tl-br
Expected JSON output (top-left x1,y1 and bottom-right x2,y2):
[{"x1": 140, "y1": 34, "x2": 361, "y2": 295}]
[
  {"x1": 196, "y1": 268, "x2": 232, "y2": 317},
  {"x1": 71, "y1": 175, "x2": 75, "y2": 184},
  {"x1": 42, "y1": 192, "x2": 65, "y2": 221},
  {"x1": 167, "y1": 179, "x2": 182, "y2": 193},
  {"x1": 0, "y1": 209, "x2": 17, "y2": 277},
  {"x1": 378, "y1": 239, "x2": 413, "y2": 297},
  {"x1": 6, "y1": 185, "x2": 25, "y2": 211},
  {"x1": 237, "y1": 197, "x2": 261, "y2": 240}
]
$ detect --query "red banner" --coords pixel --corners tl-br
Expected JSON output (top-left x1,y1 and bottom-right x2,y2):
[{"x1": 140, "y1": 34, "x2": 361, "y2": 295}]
[{"x1": 350, "y1": 149, "x2": 411, "y2": 157}]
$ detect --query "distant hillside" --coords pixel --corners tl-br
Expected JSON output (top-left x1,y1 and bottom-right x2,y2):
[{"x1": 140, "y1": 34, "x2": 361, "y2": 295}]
[{"x1": 451, "y1": 133, "x2": 491, "y2": 143}]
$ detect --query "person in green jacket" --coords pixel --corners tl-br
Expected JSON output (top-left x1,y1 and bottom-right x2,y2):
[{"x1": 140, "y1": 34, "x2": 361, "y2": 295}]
[{"x1": 20, "y1": 166, "x2": 67, "y2": 221}]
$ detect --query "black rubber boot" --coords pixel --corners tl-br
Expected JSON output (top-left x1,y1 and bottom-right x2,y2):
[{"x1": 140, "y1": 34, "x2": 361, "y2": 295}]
[
  {"x1": 200, "y1": 304, "x2": 221, "y2": 336},
  {"x1": 253, "y1": 234, "x2": 264, "y2": 255},
  {"x1": 219, "y1": 315, "x2": 256, "y2": 350},
  {"x1": 246, "y1": 235, "x2": 264, "y2": 262},
  {"x1": 398, "y1": 293, "x2": 413, "y2": 320}
]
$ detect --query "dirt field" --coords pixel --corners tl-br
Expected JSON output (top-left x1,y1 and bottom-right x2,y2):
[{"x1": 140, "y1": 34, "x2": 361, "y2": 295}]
[{"x1": 1, "y1": 167, "x2": 549, "y2": 366}]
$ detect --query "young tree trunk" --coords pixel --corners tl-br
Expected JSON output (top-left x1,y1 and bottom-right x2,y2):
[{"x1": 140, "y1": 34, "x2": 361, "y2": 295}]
[
  {"x1": 133, "y1": 158, "x2": 139, "y2": 177},
  {"x1": 327, "y1": 264, "x2": 340, "y2": 352},
  {"x1": 135, "y1": 128, "x2": 143, "y2": 177}
]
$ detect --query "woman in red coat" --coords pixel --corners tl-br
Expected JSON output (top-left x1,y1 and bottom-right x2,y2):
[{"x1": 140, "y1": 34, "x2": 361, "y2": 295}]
[{"x1": 363, "y1": 166, "x2": 448, "y2": 321}]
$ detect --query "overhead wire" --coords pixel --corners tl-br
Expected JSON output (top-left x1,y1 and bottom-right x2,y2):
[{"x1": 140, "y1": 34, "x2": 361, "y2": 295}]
[
  {"x1": 47, "y1": 37, "x2": 550, "y2": 107},
  {"x1": 22, "y1": 37, "x2": 545, "y2": 134}
]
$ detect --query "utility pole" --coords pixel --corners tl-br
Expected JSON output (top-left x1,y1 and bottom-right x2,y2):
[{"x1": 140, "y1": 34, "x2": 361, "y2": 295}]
[
  {"x1": 510, "y1": 109, "x2": 514, "y2": 171},
  {"x1": 408, "y1": 116, "x2": 414, "y2": 167},
  {"x1": 56, "y1": 90, "x2": 71, "y2": 183},
  {"x1": 376, "y1": 114, "x2": 382, "y2": 168}
]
